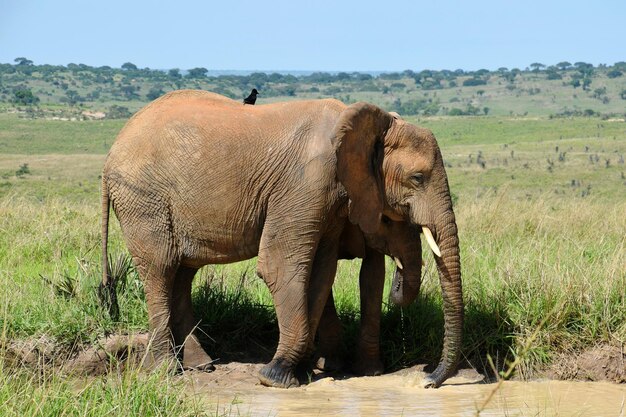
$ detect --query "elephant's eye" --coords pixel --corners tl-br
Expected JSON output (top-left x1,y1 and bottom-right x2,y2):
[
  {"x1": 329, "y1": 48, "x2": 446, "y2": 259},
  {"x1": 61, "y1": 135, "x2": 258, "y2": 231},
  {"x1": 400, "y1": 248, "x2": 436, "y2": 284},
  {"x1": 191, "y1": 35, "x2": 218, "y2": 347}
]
[{"x1": 410, "y1": 173, "x2": 424, "y2": 186}]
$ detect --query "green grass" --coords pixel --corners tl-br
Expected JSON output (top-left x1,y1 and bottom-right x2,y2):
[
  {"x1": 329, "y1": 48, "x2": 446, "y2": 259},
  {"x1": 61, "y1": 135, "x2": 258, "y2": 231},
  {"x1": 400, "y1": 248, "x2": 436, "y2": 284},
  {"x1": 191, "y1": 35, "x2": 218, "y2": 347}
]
[
  {"x1": 0, "y1": 361, "x2": 213, "y2": 416},
  {"x1": 0, "y1": 112, "x2": 625, "y2": 414},
  {"x1": 0, "y1": 113, "x2": 123, "y2": 154}
]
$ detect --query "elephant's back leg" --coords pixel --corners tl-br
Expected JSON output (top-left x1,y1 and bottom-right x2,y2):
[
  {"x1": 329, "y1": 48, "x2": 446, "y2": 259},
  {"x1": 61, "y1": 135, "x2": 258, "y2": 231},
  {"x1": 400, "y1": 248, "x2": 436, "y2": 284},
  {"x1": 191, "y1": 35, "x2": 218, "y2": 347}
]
[
  {"x1": 171, "y1": 266, "x2": 215, "y2": 371},
  {"x1": 112, "y1": 188, "x2": 181, "y2": 369},
  {"x1": 131, "y1": 248, "x2": 179, "y2": 370},
  {"x1": 315, "y1": 290, "x2": 344, "y2": 371}
]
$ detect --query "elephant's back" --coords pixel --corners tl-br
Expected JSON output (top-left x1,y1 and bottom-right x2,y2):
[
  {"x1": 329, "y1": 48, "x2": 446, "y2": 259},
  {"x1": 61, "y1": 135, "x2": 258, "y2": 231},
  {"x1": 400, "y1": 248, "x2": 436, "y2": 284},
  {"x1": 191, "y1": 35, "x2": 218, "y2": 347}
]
[{"x1": 103, "y1": 91, "x2": 346, "y2": 187}]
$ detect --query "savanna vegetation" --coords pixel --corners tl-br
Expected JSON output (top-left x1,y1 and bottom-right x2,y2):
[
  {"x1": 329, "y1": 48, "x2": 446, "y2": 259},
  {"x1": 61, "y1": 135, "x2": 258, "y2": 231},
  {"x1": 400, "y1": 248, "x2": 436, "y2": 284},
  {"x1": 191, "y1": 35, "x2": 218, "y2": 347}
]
[
  {"x1": 2, "y1": 58, "x2": 626, "y2": 119},
  {"x1": 0, "y1": 58, "x2": 625, "y2": 415}
]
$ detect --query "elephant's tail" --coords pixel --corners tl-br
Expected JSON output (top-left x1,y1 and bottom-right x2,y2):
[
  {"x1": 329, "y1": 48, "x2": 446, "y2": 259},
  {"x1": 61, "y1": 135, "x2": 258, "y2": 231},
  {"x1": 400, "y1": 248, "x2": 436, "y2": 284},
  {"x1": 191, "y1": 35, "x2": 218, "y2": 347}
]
[{"x1": 99, "y1": 175, "x2": 119, "y2": 321}]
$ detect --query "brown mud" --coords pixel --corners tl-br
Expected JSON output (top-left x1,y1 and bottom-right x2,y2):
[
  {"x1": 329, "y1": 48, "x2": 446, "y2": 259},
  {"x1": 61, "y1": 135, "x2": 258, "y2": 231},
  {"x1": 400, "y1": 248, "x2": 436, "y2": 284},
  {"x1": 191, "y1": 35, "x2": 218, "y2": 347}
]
[{"x1": 4, "y1": 334, "x2": 625, "y2": 416}]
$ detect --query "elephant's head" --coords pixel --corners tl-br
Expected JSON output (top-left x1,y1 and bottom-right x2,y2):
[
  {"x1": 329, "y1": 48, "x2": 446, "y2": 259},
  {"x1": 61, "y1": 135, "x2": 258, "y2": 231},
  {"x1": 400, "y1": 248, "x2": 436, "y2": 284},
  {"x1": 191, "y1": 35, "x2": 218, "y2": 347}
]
[{"x1": 333, "y1": 103, "x2": 463, "y2": 388}]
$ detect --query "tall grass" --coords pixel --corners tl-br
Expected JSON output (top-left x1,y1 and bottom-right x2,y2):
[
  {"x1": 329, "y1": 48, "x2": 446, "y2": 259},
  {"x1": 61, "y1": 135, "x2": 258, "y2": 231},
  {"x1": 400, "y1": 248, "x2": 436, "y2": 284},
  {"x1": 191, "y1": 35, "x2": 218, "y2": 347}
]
[{"x1": 0, "y1": 114, "x2": 624, "y2": 415}]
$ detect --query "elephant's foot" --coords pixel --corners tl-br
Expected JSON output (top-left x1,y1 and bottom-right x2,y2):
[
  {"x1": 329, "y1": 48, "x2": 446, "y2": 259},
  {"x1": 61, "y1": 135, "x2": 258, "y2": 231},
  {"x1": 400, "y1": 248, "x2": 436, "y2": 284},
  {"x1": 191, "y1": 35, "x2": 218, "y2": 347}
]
[
  {"x1": 181, "y1": 335, "x2": 216, "y2": 372},
  {"x1": 352, "y1": 353, "x2": 384, "y2": 376},
  {"x1": 259, "y1": 358, "x2": 299, "y2": 388}
]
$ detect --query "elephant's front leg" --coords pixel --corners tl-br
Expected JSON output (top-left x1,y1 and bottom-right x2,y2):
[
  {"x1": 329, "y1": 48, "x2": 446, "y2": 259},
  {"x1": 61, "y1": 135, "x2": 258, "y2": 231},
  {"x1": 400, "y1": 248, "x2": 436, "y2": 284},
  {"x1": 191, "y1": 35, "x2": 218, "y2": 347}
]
[
  {"x1": 256, "y1": 223, "x2": 317, "y2": 388},
  {"x1": 353, "y1": 248, "x2": 385, "y2": 376}
]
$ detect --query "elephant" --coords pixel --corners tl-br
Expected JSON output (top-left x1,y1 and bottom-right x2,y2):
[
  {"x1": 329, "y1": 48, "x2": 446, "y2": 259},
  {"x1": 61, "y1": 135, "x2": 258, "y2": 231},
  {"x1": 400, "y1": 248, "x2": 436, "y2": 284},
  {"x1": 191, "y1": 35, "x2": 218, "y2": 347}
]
[
  {"x1": 100, "y1": 90, "x2": 463, "y2": 389},
  {"x1": 316, "y1": 219, "x2": 424, "y2": 376}
]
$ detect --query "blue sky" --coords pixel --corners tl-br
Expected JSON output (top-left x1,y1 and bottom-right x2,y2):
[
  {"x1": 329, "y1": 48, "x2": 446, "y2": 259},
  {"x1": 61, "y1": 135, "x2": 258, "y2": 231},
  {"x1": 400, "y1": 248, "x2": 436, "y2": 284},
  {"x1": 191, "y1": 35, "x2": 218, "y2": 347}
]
[{"x1": 1, "y1": 0, "x2": 624, "y2": 72}]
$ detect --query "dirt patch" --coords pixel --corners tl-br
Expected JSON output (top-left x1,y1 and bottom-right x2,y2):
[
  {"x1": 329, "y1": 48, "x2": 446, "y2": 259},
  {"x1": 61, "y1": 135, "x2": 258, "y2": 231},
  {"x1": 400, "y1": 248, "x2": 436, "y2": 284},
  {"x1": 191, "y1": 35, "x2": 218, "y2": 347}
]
[
  {"x1": 3, "y1": 334, "x2": 625, "y2": 385},
  {"x1": 63, "y1": 333, "x2": 149, "y2": 375},
  {"x1": 2, "y1": 335, "x2": 57, "y2": 369},
  {"x1": 546, "y1": 344, "x2": 626, "y2": 383}
]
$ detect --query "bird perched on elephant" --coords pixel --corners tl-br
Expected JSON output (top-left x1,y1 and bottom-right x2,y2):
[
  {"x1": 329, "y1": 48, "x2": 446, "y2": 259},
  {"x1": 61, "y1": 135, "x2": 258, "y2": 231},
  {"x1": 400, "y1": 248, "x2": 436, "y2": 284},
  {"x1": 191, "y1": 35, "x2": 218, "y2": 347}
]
[
  {"x1": 243, "y1": 88, "x2": 259, "y2": 105},
  {"x1": 100, "y1": 90, "x2": 463, "y2": 388}
]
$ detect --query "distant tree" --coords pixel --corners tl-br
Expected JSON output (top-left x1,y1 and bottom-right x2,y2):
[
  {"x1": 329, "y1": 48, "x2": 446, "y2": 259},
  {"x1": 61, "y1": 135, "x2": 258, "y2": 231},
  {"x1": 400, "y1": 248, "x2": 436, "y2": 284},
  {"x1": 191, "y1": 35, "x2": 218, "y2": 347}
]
[
  {"x1": 64, "y1": 90, "x2": 82, "y2": 105},
  {"x1": 278, "y1": 86, "x2": 296, "y2": 96},
  {"x1": 12, "y1": 88, "x2": 39, "y2": 105},
  {"x1": 168, "y1": 68, "x2": 182, "y2": 79},
  {"x1": 186, "y1": 67, "x2": 208, "y2": 78},
  {"x1": 483, "y1": 107, "x2": 490, "y2": 115},
  {"x1": 421, "y1": 79, "x2": 442, "y2": 90},
  {"x1": 147, "y1": 86, "x2": 165, "y2": 101},
  {"x1": 305, "y1": 72, "x2": 334, "y2": 83},
  {"x1": 120, "y1": 85, "x2": 140, "y2": 99},
  {"x1": 607, "y1": 69, "x2": 623, "y2": 78},
  {"x1": 546, "y1": 67, "x2": 562, "y2": 80},
  {"x1": 503, "y1": 68, "x2": 522, "y2": 82},
  {"x1": 614, "y1": 61, "x2": 626, "y2": 70},
  {"x1": 620, "y1": 89, "x2": 626, "y2": 100},
  {"x1": 462, "y1": 78, "x2": 487, "y2": 87},
  {"x1": 355, "y1": 73, "x2": 373, "y2": 81},
  {"x1": 14, "y1": 57, "x2": 33, "y2": 66},
  {"x1": 497, "y1": 67, "x2": 509, "y2": 74},
  {"x1": 121, "y1": 62, "x2": 138, "y2": 71},
  {"x1": 556, "y1": 61, "x2": 572, "y2": 70},
  {"x1": 574, "y1": 62, "x2": 594, "y2": 77},
  {"x1": 379, "y1": 72, "x2": 402, "y2": 80},
  {"x1": 476, "y1": 90, "x2": 485, "y2": 96},
  {"x1": 106, "y1": 105, "x2": 132, "y2": 119},
  {"x1": 530, "y1": 63, "x2": 545, "y2": 72}
]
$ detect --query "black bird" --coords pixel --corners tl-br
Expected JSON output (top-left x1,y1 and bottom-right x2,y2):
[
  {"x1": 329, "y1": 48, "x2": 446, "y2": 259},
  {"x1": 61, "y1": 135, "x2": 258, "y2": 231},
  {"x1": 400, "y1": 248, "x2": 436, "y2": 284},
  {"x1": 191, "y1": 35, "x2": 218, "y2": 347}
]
[{"x1": 243, "y1": 88, "x2": 259, "y2": 105}]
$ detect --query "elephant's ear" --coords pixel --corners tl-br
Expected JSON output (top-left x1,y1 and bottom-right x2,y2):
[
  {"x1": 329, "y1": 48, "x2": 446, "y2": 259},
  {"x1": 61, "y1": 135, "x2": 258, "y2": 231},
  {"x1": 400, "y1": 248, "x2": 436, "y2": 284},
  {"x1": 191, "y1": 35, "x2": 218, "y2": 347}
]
[{"x1": 333, "y1": 102, "x2": 394, "y2": 234}]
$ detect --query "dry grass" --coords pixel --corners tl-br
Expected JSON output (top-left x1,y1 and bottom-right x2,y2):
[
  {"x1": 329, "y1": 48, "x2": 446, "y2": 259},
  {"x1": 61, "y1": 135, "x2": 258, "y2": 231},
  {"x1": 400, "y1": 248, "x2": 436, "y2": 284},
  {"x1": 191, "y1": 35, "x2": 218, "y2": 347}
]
[{"x1": 0, "y1": 113, "x2": 624, "y2": 415}]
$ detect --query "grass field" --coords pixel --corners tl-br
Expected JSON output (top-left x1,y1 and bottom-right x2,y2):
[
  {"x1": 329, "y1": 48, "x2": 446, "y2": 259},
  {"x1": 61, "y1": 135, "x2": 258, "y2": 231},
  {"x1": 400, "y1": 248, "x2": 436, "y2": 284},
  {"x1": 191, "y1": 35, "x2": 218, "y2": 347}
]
[{"x1": 0, "y1": 111, "x2": 625, "y2": 415}]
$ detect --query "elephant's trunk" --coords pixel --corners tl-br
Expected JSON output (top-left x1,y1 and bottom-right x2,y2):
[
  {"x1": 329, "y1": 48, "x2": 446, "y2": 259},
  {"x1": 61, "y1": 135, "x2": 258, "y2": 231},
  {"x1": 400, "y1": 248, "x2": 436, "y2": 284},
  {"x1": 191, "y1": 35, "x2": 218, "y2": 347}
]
[
  {"x1": 423, "y1": 210, "x2": 463, "y2": 388},
  {"x1": 389, "y1": 258, "x2": 422, "y2": 307}
]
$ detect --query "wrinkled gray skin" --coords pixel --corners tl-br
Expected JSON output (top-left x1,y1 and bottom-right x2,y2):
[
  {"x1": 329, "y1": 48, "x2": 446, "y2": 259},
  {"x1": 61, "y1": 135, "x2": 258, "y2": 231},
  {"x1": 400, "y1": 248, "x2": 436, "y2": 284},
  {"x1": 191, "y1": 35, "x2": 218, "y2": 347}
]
[
  {"x1": 316, "y1": 219, "x2": 423, "y2": 376},
  {"x1": 101, "y1": 90, "x2": 462, "y2": 389}
]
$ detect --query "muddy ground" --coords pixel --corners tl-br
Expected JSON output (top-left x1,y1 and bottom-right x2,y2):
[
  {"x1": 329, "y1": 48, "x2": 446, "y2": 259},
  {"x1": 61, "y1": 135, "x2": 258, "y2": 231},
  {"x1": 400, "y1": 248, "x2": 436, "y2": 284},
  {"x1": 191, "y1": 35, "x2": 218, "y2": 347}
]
[
  {"x1": 6, "y1": 332, "x2": 623, "y2": 383},
  {"x1": 3, "y1": 333, "x2": 625, "y2": 415}
]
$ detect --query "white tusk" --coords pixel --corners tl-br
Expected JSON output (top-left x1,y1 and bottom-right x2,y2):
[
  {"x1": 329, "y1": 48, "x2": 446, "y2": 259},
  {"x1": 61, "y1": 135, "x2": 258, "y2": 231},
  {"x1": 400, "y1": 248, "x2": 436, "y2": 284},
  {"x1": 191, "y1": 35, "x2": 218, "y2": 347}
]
[
  {"x1": 393, "y1": 257, "x2": 404, "y2": 270},
  {"x1": 422, "y1": 226, "x2": 442, "y2": 257}
]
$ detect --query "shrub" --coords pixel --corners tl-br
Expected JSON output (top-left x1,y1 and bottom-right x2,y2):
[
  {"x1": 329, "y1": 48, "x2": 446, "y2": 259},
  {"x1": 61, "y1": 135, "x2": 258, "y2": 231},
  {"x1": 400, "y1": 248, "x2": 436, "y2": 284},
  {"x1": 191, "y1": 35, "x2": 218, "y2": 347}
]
[
  {"x1": 106, "y1": 105, "x2": 132, "y2": 119},
  {"x1": 15, "y1": 163, "x2": 30, "y2": 177},
  {"x1": 607, "y1": 69, "x2": 623, "y2": 79},
  {"x1": 12, "y1": 88, "x2": 39, "y2": 105},
  {"x1": 463, "y1": 78, "x2": 487, "y2": 87}
]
